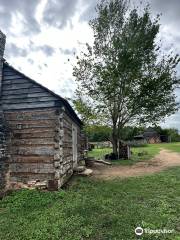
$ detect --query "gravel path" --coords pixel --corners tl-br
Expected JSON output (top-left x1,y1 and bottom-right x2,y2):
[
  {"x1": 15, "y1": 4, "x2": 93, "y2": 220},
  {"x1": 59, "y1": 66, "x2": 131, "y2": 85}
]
[{"x1": 91, "y1": 149, "x2": 180, "y2": 179}]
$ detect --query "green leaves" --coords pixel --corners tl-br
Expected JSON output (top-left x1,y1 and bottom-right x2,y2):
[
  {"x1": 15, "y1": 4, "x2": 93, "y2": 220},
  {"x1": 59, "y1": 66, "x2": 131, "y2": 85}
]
[{"x1": 73, "y1": 0, "x2": 180, "y2": 152}]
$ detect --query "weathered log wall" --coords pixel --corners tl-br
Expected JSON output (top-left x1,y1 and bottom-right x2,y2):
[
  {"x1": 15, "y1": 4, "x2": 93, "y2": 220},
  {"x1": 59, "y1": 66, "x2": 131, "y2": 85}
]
[
  {"x1": 2, "y1": 108, "x2": 83, "y2": 190},
  {"x1": 0, "y1": 55, "x2": 83, "y2": 190},
  {"x1": 53, "y1": 111, "x2": 82, "y2": 187},
  {"x1": 63, "y1": 111, "x2": 82, "y2": 168},
  {"x1": 4, "y1": 109, "x2": 59, "y2": 188}
]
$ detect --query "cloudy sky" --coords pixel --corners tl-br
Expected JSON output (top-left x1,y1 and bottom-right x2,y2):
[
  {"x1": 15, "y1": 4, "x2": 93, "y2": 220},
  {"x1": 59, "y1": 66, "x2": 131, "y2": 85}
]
[{"x1": 0, "y1": 0, "x2": 179, "y2": 130}]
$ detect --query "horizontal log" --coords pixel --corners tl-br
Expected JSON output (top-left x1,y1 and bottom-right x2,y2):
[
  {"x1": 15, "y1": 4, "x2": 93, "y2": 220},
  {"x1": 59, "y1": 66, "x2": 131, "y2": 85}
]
[
  {"x1": 9, "y1": 155, "x2": 54, "y2": 163},
  {"x1": 64, "y1": 124, "x2": 72, "y2": 129},
  {"x1": 10, "y1": 146, "x2": 55, "y2": 156},
  {"x1": 8, "y1": 119, "x2": 57, "y2": 129},
  {"x1": 11, "y1": 139, "x2": 55, "y2": 146},
  {"x1": 12, "y1": 127, "x2": 55, "y2": 134},
  {"x1": 63, "y1": 121, "x2": 72, "y2": 128},
  {"x1": 63, "y1": 147, "x2": 73, "y2": 151},
  {"x1": 63, "y1": 140, "x2": 73, "y2": 144},
  {"x1": 63, "y1": 154, "x2": 73, "y2": 158},
  {"x1": 63, "y1": 135, "x2": 72, "y2": 142},
  {"x1": 4, "y1": 109, "x2": 58, "y2": 121},
  {"x1": 64, "y1": 131, "x2": 72, "y2": 137},
  {"x1": 10, "y1": 163, "x2": 55, "y2": 174},
  {"x1": 10, "y1": 172, "x2": 54, "y2": 180},
  {"x1": 12, "y1": 132, "x2": 55, "y2": 139}
]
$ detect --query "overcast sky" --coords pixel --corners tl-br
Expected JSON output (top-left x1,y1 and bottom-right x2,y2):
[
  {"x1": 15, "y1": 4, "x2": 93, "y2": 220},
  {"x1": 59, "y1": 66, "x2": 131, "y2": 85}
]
[{"x1": 0, "y1": 0, "x2": 179, "y2": 130}]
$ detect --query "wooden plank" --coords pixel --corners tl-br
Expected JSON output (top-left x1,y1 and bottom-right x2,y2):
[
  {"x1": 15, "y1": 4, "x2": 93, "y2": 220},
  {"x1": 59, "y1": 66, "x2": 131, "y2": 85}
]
[
  {"x1": 3, "y1": 75, "x2": 27, "y2": 80},
  {"x1": 11, "y1": 138, "x2": 55, "y2": 146},
  {"x1": 10, "y1": 146, "x2": 55, "y2": 156},
  {"x1": 9, "y1": 155, "x2": 54, "y2": 163},
  {"x1": 12, "y1": 132, "x2": 55, "y2": 139},
  {"x1": 2, "y1": 96, "x2": 57, "y2": 104},
  {"x1": 3, "y1": 79, "x2": 30, "y2": 85},
  {"x1": 8, "y1": 119, "x2": 57, "y2": 128},
  {"x1": 2, "y1": 92, "x2": 54, "y2": 100},
  {"x1": 10, "y1": 163, "x2": 55, "y2": 174},
  {"x1": 3, "y1": 70, "x2": 15, "y2": 75},
  {"x1": 4, "y1": 109, "x2": 58, "y2": 121},
  {"x1": 9, "y1": 172, "x2": 54, "y2": 182},
  {"x1": 2, "y1": 87, "x2": 44, "y2": 96},
  {"x1": 3, "y1": 82, "x2": 34, "y2": 90},
  {"x1": 63, "y1": 154, "x2": 73, "y2": 158},
  {"x1": 3, "y1": 101, "x2": 56, "y2": 110},
  {"x1": 12, "y1": 127, "x2": 55, "y2": 134},
  {"x1": 3, "y1": 71, "x2": 16, "y2": 76}
]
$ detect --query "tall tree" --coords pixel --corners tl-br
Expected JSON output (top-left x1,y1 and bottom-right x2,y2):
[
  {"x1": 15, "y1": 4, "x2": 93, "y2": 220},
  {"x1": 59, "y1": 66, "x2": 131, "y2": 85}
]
[{"x1": 73, "y1": 0, "x2": 180, "y2": 155}]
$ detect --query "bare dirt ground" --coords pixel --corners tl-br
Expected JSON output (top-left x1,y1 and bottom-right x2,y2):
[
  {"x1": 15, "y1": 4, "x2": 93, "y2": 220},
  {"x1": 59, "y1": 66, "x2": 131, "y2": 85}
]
[{"x1": 91, "y1": 149, "x2": 180, "y2": 180}]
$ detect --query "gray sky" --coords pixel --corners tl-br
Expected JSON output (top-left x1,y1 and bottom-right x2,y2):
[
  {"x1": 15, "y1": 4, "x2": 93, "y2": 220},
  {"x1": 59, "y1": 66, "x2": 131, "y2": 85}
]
[{"x1": 0, "y1": 0, "x2": 179, "y2": 130}]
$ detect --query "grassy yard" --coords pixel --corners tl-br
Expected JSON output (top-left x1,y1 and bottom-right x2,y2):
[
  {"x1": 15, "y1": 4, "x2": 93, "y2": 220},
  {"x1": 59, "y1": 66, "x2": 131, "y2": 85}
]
[
  {"x1": 157, "y1": 142, "x2": 180, "y2": 153},
  {"x1": 0, "y1": 168, "x2": 180, "y2": 240},
  {"x1": 88, "y1": 142, "x2": 180, "y2": 166},
  {"x1": 0, "y1": 142, "x2": 179, "y2": 240}
]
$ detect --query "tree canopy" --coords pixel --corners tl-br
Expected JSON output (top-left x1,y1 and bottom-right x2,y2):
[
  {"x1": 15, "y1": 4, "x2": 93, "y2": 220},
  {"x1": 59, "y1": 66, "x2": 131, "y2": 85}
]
[{"x1": 73, "y1": 0, "x2": 180, "y2": 154}]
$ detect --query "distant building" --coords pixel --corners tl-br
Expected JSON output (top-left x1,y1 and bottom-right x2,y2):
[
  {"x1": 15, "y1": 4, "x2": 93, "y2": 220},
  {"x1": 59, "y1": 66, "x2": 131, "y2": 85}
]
[
  {"x1": 143, "y1": 127, "x2": 161, "y2": 144},
  {"x1": 134, "y1": 127, "x2": 171, "y2": 144}
]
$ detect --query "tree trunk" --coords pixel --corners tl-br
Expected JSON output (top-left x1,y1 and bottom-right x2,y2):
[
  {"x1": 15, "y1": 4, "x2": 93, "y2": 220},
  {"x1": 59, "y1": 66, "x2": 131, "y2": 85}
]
[{"x1": 112, "y1": 124, "x2": 118, "y2": 155}]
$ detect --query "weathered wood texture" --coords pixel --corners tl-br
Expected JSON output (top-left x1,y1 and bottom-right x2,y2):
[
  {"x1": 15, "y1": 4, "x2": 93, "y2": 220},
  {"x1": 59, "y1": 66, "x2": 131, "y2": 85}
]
[
  {"x1": 3, "y1": 108, "x2": 84, "y2": 190},
  {"x1": 2, "y1": 63, "x2": 82, "y2": 127},
  {"x1": 0, "y1": 63, "x2": 84, "y2": 190},
  {"x1": 53, "y1": 111, "x2": 83, "y2": 187},
  {"x1": 0, "y1": 32, "x2": 8, "y2": 190},
  {"x1": 2, "y1": 65, "x2": 61, "y2": 110},
  {"x1": 0, "y1": 112, "x2": 10, "y2": 189},
  {"x1": 4, "y1": 109, "x2": 59, "y2": 187}
]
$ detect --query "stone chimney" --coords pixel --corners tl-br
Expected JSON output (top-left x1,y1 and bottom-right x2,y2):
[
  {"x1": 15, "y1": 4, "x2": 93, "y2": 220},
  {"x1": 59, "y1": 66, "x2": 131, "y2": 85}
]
[
  {"x1": 0, "y1": 30, "x2": 8, "y2": 190},
  {"x1": 0, "y1": 30, "x2": 6, "y2": 96}
]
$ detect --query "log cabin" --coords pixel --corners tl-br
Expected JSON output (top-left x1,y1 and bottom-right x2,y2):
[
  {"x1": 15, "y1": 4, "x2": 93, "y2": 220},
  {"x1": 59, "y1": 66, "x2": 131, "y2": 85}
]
[
  {"x1": 134, "y1": 127, "x2": 171, "y2": 144},
  {"x1": 0, "y1": 30, "x2": 84, "y2": 190}
]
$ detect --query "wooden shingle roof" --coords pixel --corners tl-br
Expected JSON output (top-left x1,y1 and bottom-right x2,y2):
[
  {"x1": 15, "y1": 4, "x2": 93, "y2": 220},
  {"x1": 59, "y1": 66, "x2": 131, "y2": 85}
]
[{"x1": 2, "y1": 61, "x2": 82, "y2": 126}]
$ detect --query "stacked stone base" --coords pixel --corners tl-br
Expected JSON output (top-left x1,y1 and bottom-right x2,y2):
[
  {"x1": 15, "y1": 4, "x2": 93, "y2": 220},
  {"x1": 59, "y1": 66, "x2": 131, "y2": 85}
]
[{"x1": 0, "y1": 111, "x2": 9, "y2": 190}]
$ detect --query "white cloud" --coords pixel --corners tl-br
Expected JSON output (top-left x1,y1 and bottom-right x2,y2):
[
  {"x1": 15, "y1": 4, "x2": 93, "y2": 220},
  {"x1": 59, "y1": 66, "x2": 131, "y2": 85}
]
[{"x1": 1, "y1": 0, "x2": 180, "y2": 129}]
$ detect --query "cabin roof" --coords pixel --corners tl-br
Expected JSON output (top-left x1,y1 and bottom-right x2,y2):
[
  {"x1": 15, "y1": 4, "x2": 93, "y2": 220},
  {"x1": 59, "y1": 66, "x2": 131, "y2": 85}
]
[
  {"x1": 2, "y1": 61, "x2": 82, "y2": 125},
  {"x1": 134, "y1": 134, "x2": 144, "y2": 139},
  {"x1": 143, "y1": 127, "x2": 159, "y2": 137}
]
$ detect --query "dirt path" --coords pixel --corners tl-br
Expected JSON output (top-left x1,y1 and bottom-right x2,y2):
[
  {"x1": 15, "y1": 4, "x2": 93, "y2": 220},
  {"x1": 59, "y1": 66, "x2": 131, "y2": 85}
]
[{"x1": 91, "y1": 149, "x2": 180, "y2": 180}]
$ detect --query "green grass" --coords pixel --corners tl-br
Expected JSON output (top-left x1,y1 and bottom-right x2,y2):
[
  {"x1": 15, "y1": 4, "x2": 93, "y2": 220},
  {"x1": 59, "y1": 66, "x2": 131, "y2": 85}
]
[
  {"x1": 0, "y1": 168, "x2": 180, "y2": 240},
  {"x1": 157, "y1": 142, "x2": 180, "y2": 153},
  {"x1": 88, "y1": 142, "x2": 180, "y2": 166},
  {"x1": 0, "y1": 143, "x2": 179, "y2": 239},
  {"x1": 88, "y1": 147, "x2": 112, "y2": 159}
]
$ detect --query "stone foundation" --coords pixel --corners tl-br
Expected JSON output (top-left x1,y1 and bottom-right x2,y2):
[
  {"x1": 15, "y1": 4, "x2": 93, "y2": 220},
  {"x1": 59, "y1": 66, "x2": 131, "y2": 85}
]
[{"x1": 0, "y1": 111, "x2": 9, "y2": 189}]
